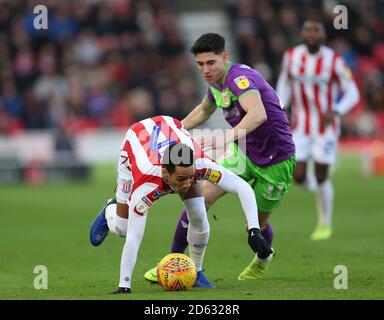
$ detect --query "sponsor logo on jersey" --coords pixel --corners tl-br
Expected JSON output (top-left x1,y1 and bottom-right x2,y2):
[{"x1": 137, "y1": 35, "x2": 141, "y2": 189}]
[
  {"x1": 234, "y1": 75, "x2": 250, "y2": 89},
  {"x1": 223, "y1": 107, "x2": 241, "y2": 120},
  {"x1": 142, "y1": 196, "x2": 152, "y2": 207},
  {"x1": 292, "y1": 75, "x2": 327, "y2": 85},
  {"x1": 134, "y1": 196, "x2": 152, "y2": 215}
]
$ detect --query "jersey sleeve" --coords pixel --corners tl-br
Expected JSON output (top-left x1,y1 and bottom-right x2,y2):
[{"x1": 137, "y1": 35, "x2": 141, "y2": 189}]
[
  {"x1": 276, "y1": 50, "x2": 293, "y2": 109},
  {"x1": 204, "y1": 86, "x2": 216, "y2": 105},
  {"x1": 128, "y1": 180, "x2": 163, "y2": 215},
  {"x1": 195, "y1": 157, "x2": 260, "y2": 229},
  {"x1": 333, "y1": 55, "x2": 360, "y2": 115},
  {"x1": 226, "y1": 67, "x2": 261, "y2": 100}
]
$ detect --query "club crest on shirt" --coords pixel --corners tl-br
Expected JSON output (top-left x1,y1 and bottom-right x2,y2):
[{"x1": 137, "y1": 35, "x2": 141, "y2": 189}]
[
  {"x1": 234, "y1": 75, "x2": 250, "y2": 89},
  {"x1": 221, "y1": 90, "x2": 231, "y2": 106},
  {"x1": 121, "y1": 180, "x2": 131, "y2": 194}
]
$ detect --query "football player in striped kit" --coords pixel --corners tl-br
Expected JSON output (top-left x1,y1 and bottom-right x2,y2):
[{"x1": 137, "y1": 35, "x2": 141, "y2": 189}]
[
  {"x1": 90, "y1": 116, "x2": 272, "y2": 293},
  {"x1": 276, "y1": 20, "x2": 360, "y2": 240}
]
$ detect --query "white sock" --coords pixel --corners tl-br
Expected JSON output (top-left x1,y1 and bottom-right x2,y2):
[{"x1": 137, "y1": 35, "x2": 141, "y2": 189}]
[
  {"x1": 305, "y1": 172, "x2": 318, "y2": 192},
  {"x1": 184, "y1": 197, "x2": 210, "y2": 272},
  {"x1": 316, "y1": 179, "x2": 334, "y2": 228},
  {"x1": 184, "y1": 197, "x2": 209, "y2": 231},
  {"x1": 187, "y1": 226, "x2": 209, "y2": 272},
  {"x1": 105, "y1": 204, "x2": 128, "y2": 237},
  {"x1": 255, "y1": 252, "x2": 274, "y2": 263}
]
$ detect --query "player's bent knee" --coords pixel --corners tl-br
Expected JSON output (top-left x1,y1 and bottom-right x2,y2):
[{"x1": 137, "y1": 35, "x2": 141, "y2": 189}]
[{"x1": 106, "y1": 204, "x2": 128, "y2": 237}]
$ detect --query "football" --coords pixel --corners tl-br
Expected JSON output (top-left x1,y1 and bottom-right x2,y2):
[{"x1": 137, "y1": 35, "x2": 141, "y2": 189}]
[{"x1": 157, "y1": 253, "x2": 197, "y2": 291}]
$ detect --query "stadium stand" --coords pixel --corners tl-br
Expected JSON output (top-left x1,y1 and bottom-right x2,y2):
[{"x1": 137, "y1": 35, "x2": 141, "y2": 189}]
[{"x1": 0, "y1": 0, "x2": 199, "y2": 135}]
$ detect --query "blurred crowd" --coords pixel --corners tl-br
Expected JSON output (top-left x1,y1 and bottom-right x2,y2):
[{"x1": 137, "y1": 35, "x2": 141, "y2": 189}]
[
  {"x1": 226, "y1": 0, "x2": 384, "y2": 137},
  {"x1": 0, "y1": 0, "x2": 198, "y2": 135},
  {"x1": 0, "y1": 0, "x2": 383, "y2": 138}
]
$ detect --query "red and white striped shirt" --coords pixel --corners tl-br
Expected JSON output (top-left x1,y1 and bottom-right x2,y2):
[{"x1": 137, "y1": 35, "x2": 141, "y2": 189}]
[
  {"x1": 276, "y1": 44, "x2": 359, "y2": 136},
  {"x1": 120, "y1": 115, "x2": 214, "y2": 215}
]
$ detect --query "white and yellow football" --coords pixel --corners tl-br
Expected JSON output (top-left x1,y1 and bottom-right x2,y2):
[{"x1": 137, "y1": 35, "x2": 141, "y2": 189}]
[{"x1": 157, "y1": 253, "x2": 197, "y2": 291}]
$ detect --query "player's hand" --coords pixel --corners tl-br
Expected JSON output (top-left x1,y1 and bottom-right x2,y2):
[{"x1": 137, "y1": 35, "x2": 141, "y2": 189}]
[
  {"x1": 199, "y1": 135, "x2": 216, "y2": 152},
  {"x1": 248, "y1": 228, "x2": 273, "y2": 258},
  {"x1": 322, "y1": 111, "x2": 340, "y2": 127},
  {"x1": 198, "y1": 134, "x2": 228, "y2": 152}
]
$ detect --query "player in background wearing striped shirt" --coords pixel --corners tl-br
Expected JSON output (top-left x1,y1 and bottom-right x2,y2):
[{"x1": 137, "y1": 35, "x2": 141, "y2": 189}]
[
  {"x1": 276, "y1": 20, "x2": 360, "y2": 240},
  {"x1": 89, "y1": 116, "x2": 272, "y2": 293}
]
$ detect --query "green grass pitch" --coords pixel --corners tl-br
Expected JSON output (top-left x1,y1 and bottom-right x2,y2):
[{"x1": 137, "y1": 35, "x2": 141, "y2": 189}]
[{"x1": 1, "y1": 153, "x2": 383, "y2": 300}]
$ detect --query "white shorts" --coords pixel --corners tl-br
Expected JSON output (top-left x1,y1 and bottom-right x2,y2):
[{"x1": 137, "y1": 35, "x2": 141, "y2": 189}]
[
  {"x1": 115, "y1": 153, "x2": 133, "y2": 204},
  {"x1": 293, "y1": 130, "x2": 339, "y2": 165}
]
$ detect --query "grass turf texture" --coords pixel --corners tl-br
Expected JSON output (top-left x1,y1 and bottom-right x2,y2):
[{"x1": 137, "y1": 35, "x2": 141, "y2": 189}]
[{"x1": 1, "y1": 153, "x2": 383, "y2": 300}]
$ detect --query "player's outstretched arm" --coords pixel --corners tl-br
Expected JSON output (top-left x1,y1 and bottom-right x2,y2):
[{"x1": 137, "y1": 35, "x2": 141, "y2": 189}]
[
  {"x1": 181, "y1": 98, "x2": 217, "y2": 130},
  {"x1": 200, "y1": 158, "x2": 272, "y2": 257}
]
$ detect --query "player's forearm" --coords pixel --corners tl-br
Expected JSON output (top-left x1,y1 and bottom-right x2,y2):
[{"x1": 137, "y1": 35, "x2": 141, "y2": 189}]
[
  {"x1": 217, "y1": 170, "x2": 260, "y2": 230},
  {"x1": 181, "y1": 104, "x2": 214, "y2": 130},
  {"x1": 225, "y1": 109, "x2": 267, "y2": 143},
  {"x1": 334, "y1": 81, "x2": 360, "y2": 116},
  {"x1": 227, "y1": 92, "x2": 268, "y2": 143}
]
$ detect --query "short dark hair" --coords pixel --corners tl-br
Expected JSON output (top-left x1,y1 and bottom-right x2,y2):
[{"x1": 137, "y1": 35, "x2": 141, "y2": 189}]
[
  {"x1": 301, "y1": 18, "x2": 325, "y2": 30},
  {"x1": 162, "y1": 143, "x2": 195, "y2": 174},
  {"x1": 190, "y1": 33, "x2": 225, "y2": 55}
]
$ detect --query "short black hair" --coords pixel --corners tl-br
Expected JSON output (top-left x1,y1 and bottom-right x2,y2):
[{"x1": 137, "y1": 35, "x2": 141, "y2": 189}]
[
  {"x1": 301, "y1": 18, "x2": 325, "y2": 30},
  {"x1": 190, "y1": 33, "x2": 225, "y2": 55},
  {"x1": 162, "y1": 143, "x2": 195, "y2": 174}
]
